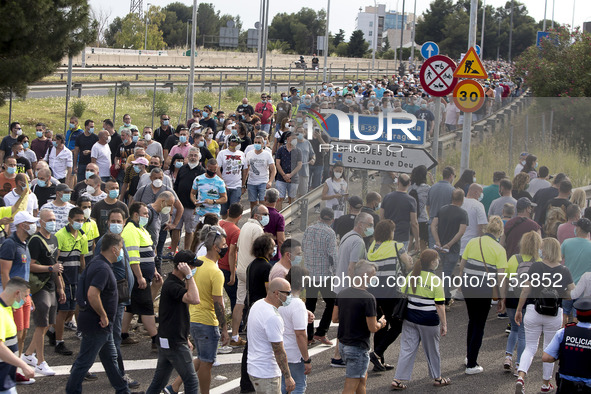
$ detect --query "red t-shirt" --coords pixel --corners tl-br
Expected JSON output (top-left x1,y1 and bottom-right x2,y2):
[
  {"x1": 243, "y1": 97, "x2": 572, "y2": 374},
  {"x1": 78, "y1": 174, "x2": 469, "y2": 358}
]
[
  {"x1": 218, "y1": 220, "x2": 240, "y2": 271},
  {"x1": 254, "y1": 102, "x2": 274, "y2": 125}
]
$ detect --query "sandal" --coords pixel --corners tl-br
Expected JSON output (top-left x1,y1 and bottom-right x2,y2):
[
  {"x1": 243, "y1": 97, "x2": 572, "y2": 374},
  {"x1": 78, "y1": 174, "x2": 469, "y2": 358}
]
[
  {"x1": 433, "y1": 377, "x2": 452, "y2": 387},
  {"x1": 391, "y1": 380, "x2": 407, "y2": 390}
]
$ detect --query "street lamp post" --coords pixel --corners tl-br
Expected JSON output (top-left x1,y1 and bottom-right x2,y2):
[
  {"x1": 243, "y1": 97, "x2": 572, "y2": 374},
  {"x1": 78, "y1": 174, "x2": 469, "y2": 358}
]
[
  {"x1": 543, "y1": 0, "x2": 547, "y2": 31},
  {"x1": 371, "y1": 0, "x2": 377, "y2": 72},
  {"x1": 480, "y1": 0, "x2": 485, "y2": 58},
  {"x1": 410, "y1": 0, "x2": 417, "y2": 68},
  {"x1": 186, "y1": 19, "x2": 191, "y2": 48},
  {"x1": 144, "y1": 3, "x2": 151, "y2": 50},
  {"x1": 323, "y1": 0, "x2": 330, "y2": 82},
  {"x1": 508, "y1": 0, "x2": 514, "y2": 63},
  {"x1": 399, "y1": 0, "x2": 406, "y2": 73},
  {"x1": 496, "y1": 16, "x2": 502, "y2": 61}
]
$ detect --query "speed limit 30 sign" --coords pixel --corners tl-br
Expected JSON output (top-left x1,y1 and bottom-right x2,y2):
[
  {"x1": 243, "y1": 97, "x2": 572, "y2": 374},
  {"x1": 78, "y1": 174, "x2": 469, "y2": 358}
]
[{"x1": 452, "y1": 80, "x2": 485, "y2": 113}]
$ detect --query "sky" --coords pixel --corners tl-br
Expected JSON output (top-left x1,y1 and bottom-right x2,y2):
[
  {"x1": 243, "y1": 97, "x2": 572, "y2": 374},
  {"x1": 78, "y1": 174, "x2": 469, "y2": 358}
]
[{"x1": 90, "y1": 0, "x2": 590, "y2": 39}]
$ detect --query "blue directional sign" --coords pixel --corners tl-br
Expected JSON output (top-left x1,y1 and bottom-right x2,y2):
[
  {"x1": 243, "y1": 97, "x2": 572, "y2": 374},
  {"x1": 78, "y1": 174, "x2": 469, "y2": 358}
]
[
  {"x1": 421, "y1": 42, "x2": 439, "y2": 60},
  {"x1": 322, "y1": 113, "x2": 426, "y2": 146},
  {"x1": 475, "y1": 44, "x2": 481, "y2": 56},
  {"x1": 537, "y1": 31, "x2": 550, "y2": 48}
]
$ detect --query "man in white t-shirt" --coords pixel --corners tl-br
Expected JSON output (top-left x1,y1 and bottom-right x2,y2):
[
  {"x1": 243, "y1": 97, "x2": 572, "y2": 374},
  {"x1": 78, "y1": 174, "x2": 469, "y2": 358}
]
[
  {"x1": 91, "y1": 130, "x2": 112, "y2": 182},
  {"x1": 528, "y1": 165, "x2": 551, "y2": 197},
  {"x1": 216, "y1": 135, "x2": 246, "y2": 218},
  {"x1": 244, "y1": 131, "x2": 272, "y2": 156},
  {"x1": 245, "y1": 134, "x2": 276, "y2": 209},
  {"x1": 460, "y1": 183, "x2": 488, "y2": 254},
  {"x1": 444, "y1": 98, "x2": 460, "y2": 132},
  {"x1": 4, "y1": 174, "x2": 38, "y2": 233},
  {"x1": 247, "y1": 278, "x2": 295, "y2": 393}
]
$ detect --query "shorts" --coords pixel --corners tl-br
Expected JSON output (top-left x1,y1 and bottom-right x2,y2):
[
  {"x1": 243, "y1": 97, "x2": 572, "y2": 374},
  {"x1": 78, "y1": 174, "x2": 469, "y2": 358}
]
[
  {"x1": 276, "y1": 180, "x2": 298, "y2": 199},
  {"x1": 32, "y1": 289, "x2": 57, "y2": 327},
  {"x1": 248, "y1": 183, "x2": 267, "y2": 203},
  {"x1": 338, "y1": 343, "x2": 370, "y2": 379},
  {"x1": 562, "y1": 299, "x2": 574, "y2": 317},
  {"x1": 126, "y1": 282, "x2": 154, "y2": 316},
  {"x1": 418, "y1": 222, "x2": 429, "y2": 243},
  {"x1": 175, "y1": 208, "x2": 197, "y2": 233},
  {"x1": 250, "y1": 375, "x2": 281, "y2": 393},
  {"x1": 57, "y1": 284, "x2": 77, "y2": 312},
  {"x1": 190, "y1": 322, "x2": 220, "y2": 363},
  {"x1": 297, "y1": 176, "x2": 309, "y2": 196},
  {"x1": 13, "y1": 296, "x2": 32, "y2": 331},
  {"x1": 236, "y1": 271, "x2": 247, "y2": 306}
]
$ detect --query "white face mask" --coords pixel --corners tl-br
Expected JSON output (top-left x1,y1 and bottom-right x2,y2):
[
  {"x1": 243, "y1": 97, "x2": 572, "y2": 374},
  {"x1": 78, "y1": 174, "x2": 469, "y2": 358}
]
[
  {"x1": 333, "y1": 171, "x2": 342, "y2": 179},
  {"x1": 144, "y1": 134, "x2": 152, "y2": 141},
  {"x1": 86, "y1": 186, "x2": 96, "y2": 195},
  {"x1": 83, "y1": 208, "x2": 91, "y2": 219},
  {"x1": 161, "y1": 206, "x2": 171, "y2": 215},
  {"x1": 152, "y1": 179, "x2": 163, "y2": 188}
]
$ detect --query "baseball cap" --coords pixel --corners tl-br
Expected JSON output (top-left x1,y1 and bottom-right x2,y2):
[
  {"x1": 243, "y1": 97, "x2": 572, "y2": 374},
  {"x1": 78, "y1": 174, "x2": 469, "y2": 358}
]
[
  {"x1": 174, "y1": 250, "x2": 203, "y2": 267},
  {"x1": 203, "y1": 105, "x2": 213, "y2": 112},
  {"x1": 14, "y1": 211, "x2": 38, "y2": 226},
  {"x1": 575, "y1": 218, "x2": 591, "y2": 233},
  {"x1": 319, "y1": 208, "x2": 335, "y2": 221},
  {"x1": 56, "y1": 184, "x2": 73, "y2": 193},
  {"x1": 348, "y1": 196, "x2": 363, "y2": 209},
  {"x1": 132, "y1": 157, "x2": 149, "y2": 166},
  {"x1": 516, "y1": 197, "x2": 537, "y2": 211},
  {"x1": 228, "y1": 135, "x2": 242, "y2": 144}
]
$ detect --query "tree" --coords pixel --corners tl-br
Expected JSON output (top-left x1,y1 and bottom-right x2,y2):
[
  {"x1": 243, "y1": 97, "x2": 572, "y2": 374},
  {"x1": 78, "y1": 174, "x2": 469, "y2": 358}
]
[
  {"x1": 104, "y1": 16, "x2": 123, "y2": 47},
  {"x1": 268, "y1": 8, "x2": 326, "y2": 54},
  {"x1": 415, "y1": 0, "x2": 454, "y2": 46},
  {"x1": 91, "y1": 6, "x2": 112, "y2": 47},
  {"x1": 160, "y1": 2, "x2": 192, "y2": 48},
  {"x1": 113, "y1": 6, "x2": 166, "y2": 50},
  {"x1": 347, "y1": 30, "x2": 369, "y2": 58},
  {"x1": 333, "y1": 29, "x2": 345, "y2": 48},
  {"x1": 0, "y1": 0, "x2": 96, "y2": 105},
  {"x1": 335, "y1": 42, "x2": 349, "y2": 57}
]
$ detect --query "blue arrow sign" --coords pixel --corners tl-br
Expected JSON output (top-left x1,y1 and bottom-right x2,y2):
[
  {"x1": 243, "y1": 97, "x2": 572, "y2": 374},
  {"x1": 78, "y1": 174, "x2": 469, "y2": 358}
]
[
  {"x1": 421, "y1": 42, "x2": 439, "y2": 60},
  {"x1": 322, "y1": 113, "x2": 426, "y2": 146},
  {"x1": 475, "y1": 44, "x2": 481, "y2": 56},
  {"x1": 536, "y1": 31, "x2": 550, "y2": 48}
]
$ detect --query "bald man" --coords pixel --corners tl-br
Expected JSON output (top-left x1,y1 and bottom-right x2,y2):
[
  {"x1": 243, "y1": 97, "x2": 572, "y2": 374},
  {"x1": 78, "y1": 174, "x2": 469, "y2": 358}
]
[
  {"x1": 72, "y1": 163, "x2": 104, "y2": 203},
  {"x1": 91, "y1": 130, "x2": 113, "y2": 182},
  {"x1": 246, "y1": 278, "x2": 295, "y2": 393}
]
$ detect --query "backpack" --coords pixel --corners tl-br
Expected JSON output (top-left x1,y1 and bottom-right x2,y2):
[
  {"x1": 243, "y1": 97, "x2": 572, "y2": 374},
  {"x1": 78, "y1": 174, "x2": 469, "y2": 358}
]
[
  {"x1": 534, "y1": 287, "x2": 560, "y2": 316},
  {"x1": 509, "y1": 255, "x2": 535, "y2": 298},
  {"x1": 544, "y1": 205, "x2": 567, "y2": 238}
]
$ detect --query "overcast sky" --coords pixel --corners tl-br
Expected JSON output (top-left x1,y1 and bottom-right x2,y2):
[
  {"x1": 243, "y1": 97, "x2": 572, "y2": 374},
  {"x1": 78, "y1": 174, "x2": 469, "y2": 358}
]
[{"x1": 90, "y1": 0, "x2": 589, "y2": 39}]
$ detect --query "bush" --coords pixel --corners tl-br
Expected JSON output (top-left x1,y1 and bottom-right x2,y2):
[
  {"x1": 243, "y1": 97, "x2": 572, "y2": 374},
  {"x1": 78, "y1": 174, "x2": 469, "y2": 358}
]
[
  {"x1": 226, "y1": 86, "x2": 245, "y2": 102},
  {"x1": 71, "y1": 100, "x2": 87, "y2": 118},
  {"x1": 176, "y1": 85, "x2": 186, "y2": 96},
  {"x1": 149, "y1": 90, "x2": 169, "y2": 118}
]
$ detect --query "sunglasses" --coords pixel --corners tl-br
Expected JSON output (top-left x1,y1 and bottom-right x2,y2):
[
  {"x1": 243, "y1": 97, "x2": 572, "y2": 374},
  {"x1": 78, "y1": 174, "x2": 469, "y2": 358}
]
[{"x1": 278, "y1": 290, "x2": 291, "y2": 295}]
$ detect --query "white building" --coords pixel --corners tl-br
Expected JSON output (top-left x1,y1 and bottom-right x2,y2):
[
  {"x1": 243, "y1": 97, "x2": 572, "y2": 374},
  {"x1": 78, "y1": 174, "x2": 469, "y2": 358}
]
[{"x1": 355, "y1": 4, "x2": 415, "y2": 51}]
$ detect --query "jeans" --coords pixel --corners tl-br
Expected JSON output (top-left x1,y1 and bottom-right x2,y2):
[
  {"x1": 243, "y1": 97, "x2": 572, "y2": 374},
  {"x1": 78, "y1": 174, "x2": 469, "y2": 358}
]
[
  {"x1": 146, "y1": 344, "x2": 199, "y2": 394},
  {"x1": 374, "y1": 298, "x2": 404, "y2": 358},
  {"x1": 66, "y1": 329, "x2": 129, "y2": 394},
  {"x1": 221, "y1": 187, "x2": 241, "y2": 216},
  {"x1": 113, "y1": 304, "x2": 126, "y2": 375},
  {"x1": 247, "y1": 183, "x2": 267, "y2": 203},
  {"x1": 156, "y1": 226, "x2": 167, "y2": 272},
  {"x1": 506, "y1": 307, "x2": 526, "y2": 365},
  {"x1": 221, "y1": 268, "x2": 238, "y2": 312},
  {"x1": 309, "y1": 166, "x2": 324, "y2": 190},
  {"x1": 464, "y1": 296, "x2": 491, "y2": 368},
  {"x1": 339, "y1": 343, "x2": 370, "y2": 379},
  {"x1": 439, "y1": 251, "x2": 460, "y2": 301},
  {"x1": 281, "y1": 362, "x2": 306, "y2": 394},
  {"x1": 305, "y1": 287, "x2": 335, "y2": 341},
  {"x1": 261, "y1": 124, "x2": 271, "y2": 133},
  {"x1": 76, "y1": 166, "x2": 88, "y2": 183}
]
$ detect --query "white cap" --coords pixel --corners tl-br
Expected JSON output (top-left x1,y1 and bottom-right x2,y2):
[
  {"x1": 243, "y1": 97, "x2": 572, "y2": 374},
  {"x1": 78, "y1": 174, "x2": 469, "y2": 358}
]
[{"x1": 13, "y1": 211, "x2": 38, "y2": 226}]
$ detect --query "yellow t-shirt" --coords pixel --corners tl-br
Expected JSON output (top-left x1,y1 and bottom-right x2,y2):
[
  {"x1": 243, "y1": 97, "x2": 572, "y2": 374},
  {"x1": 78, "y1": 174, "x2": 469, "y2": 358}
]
[
  {"x1": 0, "y1": 300, "x2": 17, "y2": 350},
  {"x1": 0, "y1": 206, "x2": 12, "y2": 234},
  {"x1": 189, "y1": 256, "x2": 225, "y2": 326},
  {"x1": 207, "y1": 139, "x2": 219, "y2": 158}
]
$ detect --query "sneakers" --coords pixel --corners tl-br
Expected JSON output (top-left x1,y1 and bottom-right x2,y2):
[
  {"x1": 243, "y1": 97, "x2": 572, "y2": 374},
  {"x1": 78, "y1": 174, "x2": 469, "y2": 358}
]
[
  {"x1": 515, "y1": 377, "x2": 525, "y2": 394},
  {"x1": 213, "y1": 360, "x2": 221, "y2": 367},
  {"x1": 75, "y1": 331, "x2": 82, "y2": 340},
  {"x1": 230, "y1": 337, "x2": 247, "y2": 347},
  {"x1": 21, "y1": 353, "x2": 37, "y2": 368},
  {"x1": 55, "y1": 342, "x2": 73, "y2": 356},
  {"x1": 218, "y1": 345, "x2": 233, "y2": 354},
  {"x1": 35, "y1": 361, "x2": 56, "y2": 376},
  {"x1": 513, "y1": 363, "x2": 520, "y2": 377},
  {"x1": 162, "y1": 252, "x2": 175, "y2": 260},
  {"x1": 123, "y1": 374, "x2": 140, "y2": 389},
  {"x1": 330, "y1": 358, "x2": 346, "y2": 368},
  {"x1": 46, "y1": 330, "x2": 56, "y2": 346},
  {"x1": 504, "y1": 355, "x2": 513, "y2": 371},
  {"x1": 541, "y1": 382, "x2": 555, "y2": 393},
  {"x1": 505, "y1": 323, "x2": 512, "y2": 334},
  {"x1": 164, "y1": 384, "x2": 178, "y2": 394},
  {"x1": 313, "y1": 335, "x2": 333, "y2": 346},
  {"x1": 498, "y1": 312, "x2": 509, "y2": 319},
  {"x1": 64, "y1": 321, "x2": 77, "y2": 331},
  {"x1": 84, "y1": 372, "x2": 98, "y2": 381},
  {"x1": 121, "y1": 336, "x2": 139, "y2": 345},
  {"x1": 16, "y1": 372, "x2": 35, "y2": 385},
  {"x1": 369, "y1": 351, "x2": 385, "y2": 371},
  {"x1": 465, "y1": 365, "x2": 484, "y2": 375}
]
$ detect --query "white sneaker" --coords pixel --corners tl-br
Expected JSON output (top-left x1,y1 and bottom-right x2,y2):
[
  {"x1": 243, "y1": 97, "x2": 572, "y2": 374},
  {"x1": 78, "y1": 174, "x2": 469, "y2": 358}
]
[
  {"x1": 217, "y1": 345, "x2": 232, "y2": 354},
  {"x1": 21, "y1": 353, "x2": 37, "y2": 368},
  {"x1": 465, "y1": 365, "x2": 484, "y2": 375},
  {"x1": 213, "y1": 360, "x2": 221, "y2": 367},
  {"x1": 35, "y1": 361, "x2": 56, "y2": 376}
]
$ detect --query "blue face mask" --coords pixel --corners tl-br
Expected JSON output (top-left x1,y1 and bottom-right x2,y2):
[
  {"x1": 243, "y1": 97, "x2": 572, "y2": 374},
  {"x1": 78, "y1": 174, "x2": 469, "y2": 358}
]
[
  {"x1": 110, "y1": 223, "x2": 123, "y2": 234},
  {"x1": 23, "y1": 142, "x2": 29, "y2": 149},
  {"x1": 174, "y1": 161, "x2": 183, "y2": 169},
  {"x1": 117, "y1": 248, "x2": 124, "y2": 262},
  {"x1": 281, "y1": 294, "x2": 293, "y2": 307},
  {"x1": 203, "y1": 112, "x2": 209, "y2": 118},
  {"x1": 364, "y1": 226, "x2": 374, "y2": 237},
  {"x1": 72, "y1": 221, "x2": 83, "y2": 231},
  {"x1": 139, "y1": 216, "x2": 149, "y2": 227},
  {"x1": 162, "y1": 120, "x2": 170, "y2": 126},
  {"x1": 198, "y1": 141, "x2": 204, "y2": 148},
  {"x1": 179, "y1": 136, "x2": 187, "y2": 143},
  {"x1": 61, "y1": 193, "x2": 71, "y2": 202},
  {"x1": 6, "y1": 167, "x2": 15, "y2": 175},
  {"x1": 109, "y1": 189, "x2": 119, "y2": 199},
  {"x1": 45, "y1": 220, "x2": 57, "y2": 233},
  {"x1": 69, "y1": 123, "x2": 75, "y2": 129},
  {"x1": 132, "y1": 135, "x2": 139, "y2": 143},
  {"x1": 89, "y1": 128, "x2": 94, "y2": 133},
  {"x1": 36, "y1": 131, "x2": 43, "y2": 138},
  {"x1": 52, "y1": 141, "x2": 57, "y2": 147},
  {"x1": 254, "y1": 143, "x2": 262, "y2": 151},
  {"x1": 231, "y1": 129, "x2": 238, "y2": 136},
  {"x1": 133, "y1": 165, "x2": 141, "y2": 173},
  {"x1": 260, "y1": 215, "x2": 270, "y2": 227},
  {"x1": 292, "y1": 255, "x2": 302, "y2": 265},
  {"x1": 12, "y1": 295, "x2": 24, "y2": 310},
  {"x1": 37, "y1": 179, "x2": 47, "y2": 188},
  {"x1": 85, "y1": 171, "x2": 94, "y2": 180}
]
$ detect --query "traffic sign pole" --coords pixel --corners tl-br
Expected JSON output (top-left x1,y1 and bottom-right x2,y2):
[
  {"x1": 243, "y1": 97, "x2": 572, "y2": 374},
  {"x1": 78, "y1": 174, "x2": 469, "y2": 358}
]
[
  {"x1": 460, "y1": 0, "x2": 479, "y2": 175},
  {"x1": 432, "y1": 98, "x2": 442, "y2": 178}
]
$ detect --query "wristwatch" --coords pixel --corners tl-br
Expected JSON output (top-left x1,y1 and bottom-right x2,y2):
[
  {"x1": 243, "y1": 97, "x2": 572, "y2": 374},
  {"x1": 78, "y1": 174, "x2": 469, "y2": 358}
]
[
  {"x1": 185, "y1": 273, "x2": 193, "y2": 281},
  {"x1": 302, "y1": 357, "x2": 312, "y2": 364},
  {"x1": 48, "y1": 266, "x2": 53, "y2": 272}
]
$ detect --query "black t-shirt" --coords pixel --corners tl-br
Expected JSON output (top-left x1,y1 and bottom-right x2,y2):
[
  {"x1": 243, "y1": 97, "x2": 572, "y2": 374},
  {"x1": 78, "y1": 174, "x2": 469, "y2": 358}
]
[
  {"x1": 90, "y1": 199, "x2": 130, "y2": 236},
  {"x1": 309, "y1": 131, "x2": 331, "y2": 166},
  {"x1": 158, "y1": 274, "x2": 189, "y2": 347},
  {"x1": 239, "y1": 136, "x2": 252, "y2": 153},
  {"x1": 164, "y1": 135, "x2": 179, "y2": 152},
  {"x1": 236, "y1": 104, "x2": 255, "y2": 116},
  {"x1": 72, "y1": 180, "x2": 106, "y2": 203},
  {"x1": 0, "y1": 136, "x2": 17, "y2": 158},
  {"x1": 199, "y1": 146, "x2": 213, "y2": 167},
  {"x1": 78, "y1": 255, "x2": 118, "y2": 333},
  {"x1": 199, "y1": 118, "x2": 217, "y2": 133},
  {"x1": 15, "y1": 157, "x2": 30, "y2": 174},
  {"x1": 28, "y1": 233, "x2": 59, "y2": 292},
  {"x1": 246, "y1": 257, "x2": 272, "y2": 307},
  {"x1": 33, "y1": 183, "x2": 57, "y2": 207},
  {"x1": 108, "y1": 132, "x2": 122, "y2": 162},
  {"x1": 415, "y1": 108, "x2": 435, "y2": 130},
  {"x1": 154, "y1": 125, "x2": 173, "y2": 146},
  {"x1": 382, "y1": 191, "x2": 418, "y2": 242},
  {"x1": 526, "y1": 261, "x2": 573, "y2": 307},
  {"x1": 115, "y1": 142, "x2": 136, "y2": 165},
  {"x1": 436, "y1": 204, "x2": 469, "y2": 254},
  {"x1": 75, "y1": 133, "x2": 99, "y2": 166},
  {"x1": 174, "y1": 164, "x2": 205, "y2": 209},
  {"x1": 336, "y1": 287, "x2": 377, "y2": 350},
  {"x1": 533, "y1": 187, "x2": 559, "y2": 225},
  {"x1": 334, "y1": 214, "x2": 356, "y2": 240}
]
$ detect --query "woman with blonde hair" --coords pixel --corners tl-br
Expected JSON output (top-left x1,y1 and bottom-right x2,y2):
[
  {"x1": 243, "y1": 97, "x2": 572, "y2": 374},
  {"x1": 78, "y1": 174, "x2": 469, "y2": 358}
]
[
  {"x1": 514, "y1": 238, "x2": 575, "y2": 394},
  {"x1": 570, "y1": 188, "x2": 586, "y2": 211},
  {"x1": 459, "y1": 216, "x2": 508, "y2": 375},
  {"x1": 512, "y1": 172, "x2": 532, "y2": 200},
  {"x1": 502, "y1": 231, "x2": 542, "y2": 375}
]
